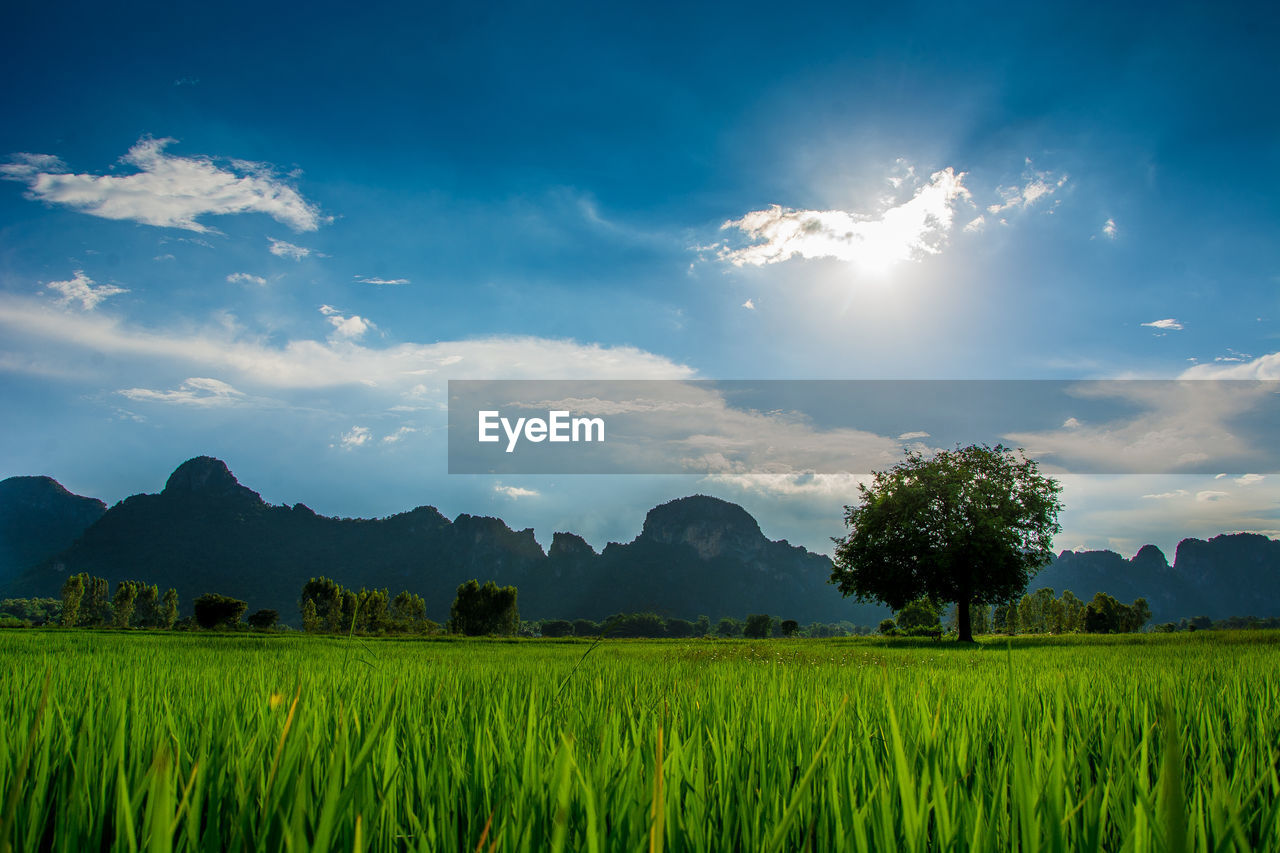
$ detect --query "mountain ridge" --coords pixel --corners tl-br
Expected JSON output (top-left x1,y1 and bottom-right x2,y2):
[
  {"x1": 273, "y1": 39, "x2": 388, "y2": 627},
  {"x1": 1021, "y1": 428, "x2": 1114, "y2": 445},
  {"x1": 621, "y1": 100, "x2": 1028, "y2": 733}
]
[
  {"x1": 6, "y1": 459, "x2": 881, "y2": 625},
  {"x1": 3, "y1": 458, "x2": 1278, "y2": 625}
]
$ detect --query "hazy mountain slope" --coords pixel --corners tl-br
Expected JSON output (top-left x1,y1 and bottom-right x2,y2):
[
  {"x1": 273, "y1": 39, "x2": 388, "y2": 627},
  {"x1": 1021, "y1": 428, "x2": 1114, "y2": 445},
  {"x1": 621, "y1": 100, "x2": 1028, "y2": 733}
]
[{"x1": 0, "y1": 476, "x2": 106, "y2": 584}]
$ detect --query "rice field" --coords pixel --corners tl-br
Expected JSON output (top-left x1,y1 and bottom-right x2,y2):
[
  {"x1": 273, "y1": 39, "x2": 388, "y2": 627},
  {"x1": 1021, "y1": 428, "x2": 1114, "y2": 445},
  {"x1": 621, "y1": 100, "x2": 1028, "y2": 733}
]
[{"x1": 1, "y1": 630, "x2": 1278, "y2": 852}]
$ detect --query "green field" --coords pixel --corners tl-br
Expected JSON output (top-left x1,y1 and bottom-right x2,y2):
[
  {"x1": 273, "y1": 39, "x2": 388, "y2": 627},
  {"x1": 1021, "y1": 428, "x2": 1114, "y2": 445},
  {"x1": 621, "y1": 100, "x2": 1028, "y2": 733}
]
[{"x1": 1, "y1": 631, "x2": 1277, "y2": 852}]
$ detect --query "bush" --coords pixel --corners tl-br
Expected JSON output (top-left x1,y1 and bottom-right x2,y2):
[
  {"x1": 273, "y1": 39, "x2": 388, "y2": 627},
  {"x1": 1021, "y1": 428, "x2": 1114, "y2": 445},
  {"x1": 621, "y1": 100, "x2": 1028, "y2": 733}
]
[
  {"x1": 878, "y1": 618, "x2": 897, "y2": 635},
  {"x1": 193, "y1": 594, "x2": 248, "y2": 629},
  {"x1": 666, "y1": 618, "x2": 695, "y2": 638},
  {"x1": 540, "y1": 619, "x2": 573, "y2": 638},
  {"x1": 895, "y1": 598, "x2": 942, "y2": 632},
  {"x1": 247, "y1": 609, "x2": 279, "y2": 630},
  {"x1": 572, "y1": 619, "x2": 600, "y2": 637},
  {"x1": 715, "y1": 617, "x2": 743, "y2": 638}
]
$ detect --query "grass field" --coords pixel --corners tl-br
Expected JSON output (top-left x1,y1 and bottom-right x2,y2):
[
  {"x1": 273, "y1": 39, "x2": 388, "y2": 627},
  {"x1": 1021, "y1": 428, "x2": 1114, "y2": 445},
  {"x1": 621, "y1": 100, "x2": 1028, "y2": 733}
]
[{"x1": 1, "y1": 630, "x2": 1277, "y2": 852}]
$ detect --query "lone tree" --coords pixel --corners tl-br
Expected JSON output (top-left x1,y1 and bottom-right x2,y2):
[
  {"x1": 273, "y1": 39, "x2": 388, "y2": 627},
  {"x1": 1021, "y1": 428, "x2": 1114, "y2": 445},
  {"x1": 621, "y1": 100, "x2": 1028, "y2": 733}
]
[{"x1": 831, "y1": 444, "x2": 1062, "y2": 643}]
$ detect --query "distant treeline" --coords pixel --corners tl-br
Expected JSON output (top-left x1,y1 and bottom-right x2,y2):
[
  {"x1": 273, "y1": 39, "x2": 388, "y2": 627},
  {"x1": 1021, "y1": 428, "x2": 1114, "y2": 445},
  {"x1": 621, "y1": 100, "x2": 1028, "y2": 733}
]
[{"x1": 3, "y1": 576, "x2": 1278, "y2": 637}]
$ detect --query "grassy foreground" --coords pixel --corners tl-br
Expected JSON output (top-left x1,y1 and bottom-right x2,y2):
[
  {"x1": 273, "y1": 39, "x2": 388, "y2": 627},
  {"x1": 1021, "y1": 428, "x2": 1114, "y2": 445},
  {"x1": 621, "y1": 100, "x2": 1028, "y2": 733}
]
[{"x1": 1, "y1": 631, "x2": 1277, "y2": 852}]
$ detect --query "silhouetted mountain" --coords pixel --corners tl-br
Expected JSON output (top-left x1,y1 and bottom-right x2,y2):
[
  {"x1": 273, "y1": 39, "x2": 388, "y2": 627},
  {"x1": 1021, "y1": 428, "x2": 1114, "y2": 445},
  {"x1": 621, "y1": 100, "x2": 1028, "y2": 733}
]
[
  {"x1": 1033, "y1": 534, "x2": 1280, "y2": 620},
  {"x1": 549, "y1": 496, "x2": 885, "y2": 623},
  {"x1": 10, "y1": 460, "x2": 879, "y2": 625},
  {"x1": 9, "y1": 457, "x2": 1277, "y2": 625},
  {"x1": 0, "y1": 476, "x2": 105, "y2": 584}
]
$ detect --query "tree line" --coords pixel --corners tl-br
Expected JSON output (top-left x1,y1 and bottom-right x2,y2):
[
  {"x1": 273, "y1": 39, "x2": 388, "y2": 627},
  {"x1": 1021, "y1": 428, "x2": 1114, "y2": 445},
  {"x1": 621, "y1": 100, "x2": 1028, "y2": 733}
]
[
  {"x1": 0, "y1": 566, "x2": 1256, "y2": 639},
  {"x1": 879, "y1": 588, "x2": 1155, "y2": 636},
  {"x1": 296, "y1": 577, "x2": 521, "y2": 636}
]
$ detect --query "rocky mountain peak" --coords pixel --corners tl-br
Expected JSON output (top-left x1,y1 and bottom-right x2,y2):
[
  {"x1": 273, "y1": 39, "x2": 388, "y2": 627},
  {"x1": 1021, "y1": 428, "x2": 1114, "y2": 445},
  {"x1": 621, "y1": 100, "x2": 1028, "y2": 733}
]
[
  {"x1": 1130, "y1": 544, "x2": 1170, "y2": 570},
  {"x1": 0, "y1": 476, "x2": 106, "y2": 513},
  {"x1": 639, "y1": 495, "x2": 765, "y2": 560},
  {"x1": 550, "y1": 531, "x2": 597, "y2": 559},
  {"x1": 162, "y1": 457, "x2": 262, "y2": 503}
]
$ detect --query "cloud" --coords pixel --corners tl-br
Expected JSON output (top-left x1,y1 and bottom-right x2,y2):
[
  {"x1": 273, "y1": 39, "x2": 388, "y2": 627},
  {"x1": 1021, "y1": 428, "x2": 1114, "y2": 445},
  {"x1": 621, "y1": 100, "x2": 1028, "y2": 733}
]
[
  {"x1": 1046, "y1": 473, "x2": 1280, "y2": 561},
  {"x1": 44, "y1": 270, "x2": 128, "y2": 310},
  {"x1": 0, "y1": 293, "x2": 695, "y2": 398},
  {"x1": 338, "y1": 426, "x2": 372, "y2": 449},
  {"x1": 356, "y1": 276, "x2": 410, "y2": 285},
  {"x1": 269, "y1": 238, "x2": 314, "y2": 260},
  {"x1": 1102, "y1": 218, "x2": 1118, "y2": 239},
  {"x1": 742, "y1": 298, "x2": 755, "y2": 310},
  {"x1": 1196, "y1": 490, "x2": 1229, "y2": 502},
  {"x1": 1001, "y1": 380, "x2": 1277, "y2": 474},
  {"x1": 963, "y1": 215, "x2": 985, "y2": 233},
  {"x1": 382, "y1": 426, "x2": 417, "y2": 443},
  {"x1": 703, "y1": 471, "x2": 867, "y2": 498},
  {"x1": 2, "y1": 137, "x2": 324, "y2": 233},
  {"x1": 1141, "y1": 318, "x2": 1184, "y2": 331},
  {"x1": 716, "y1": 166, "x2": 970, "y2": 273},
  {"x1": 118, "y1": 376, "x2": 245, "y2": 407},
  {"x1": 1181, "y1": 350, "x2": 1280, "y2": 378},
  {"x1": 1236, "y1": 473, "x2": 1265, "y2": 485},
  {"x1": 987, "y1": 160, "x2": 1068, "y2": 214},
  {"x1": 896, "y1": 431, "x2": 930, "y2": 440},
  {"x1": 318, "y1": 305, "x2": 375, "y2": 340},
  {"x1": 494, "y1": 484, "x2": 540, "y2": 499},
  {"x1": 226, "y1": 272, "x2": 267, "y2": 286},
  {"x1": 1142, "y1": 489, "x2": 1188, "y2": 499}
]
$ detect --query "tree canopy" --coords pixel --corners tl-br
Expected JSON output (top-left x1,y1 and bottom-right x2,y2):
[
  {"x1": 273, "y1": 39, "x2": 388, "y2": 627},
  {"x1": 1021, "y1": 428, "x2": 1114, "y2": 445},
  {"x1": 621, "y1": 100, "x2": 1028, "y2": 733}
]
[
  {"x1": 831, "y1": 444, "x2": 1063, "y2": 642},
  {"x1": 448, "y1": 580, "x2": 519, "y2": 636}
]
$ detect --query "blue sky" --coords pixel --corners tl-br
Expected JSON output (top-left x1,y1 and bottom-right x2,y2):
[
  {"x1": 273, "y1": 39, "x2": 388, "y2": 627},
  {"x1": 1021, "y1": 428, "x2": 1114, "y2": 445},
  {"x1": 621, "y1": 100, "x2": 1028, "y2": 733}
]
[{"x1": 1, "y1": 0, "x2": 1277, "y2": 560}]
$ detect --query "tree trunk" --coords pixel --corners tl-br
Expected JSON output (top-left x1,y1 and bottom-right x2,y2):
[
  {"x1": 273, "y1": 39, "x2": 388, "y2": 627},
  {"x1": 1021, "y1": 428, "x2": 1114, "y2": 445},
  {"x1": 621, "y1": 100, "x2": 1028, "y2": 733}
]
[{"x1": 957, "y1": 591, "x2": 974, "y2": 643}]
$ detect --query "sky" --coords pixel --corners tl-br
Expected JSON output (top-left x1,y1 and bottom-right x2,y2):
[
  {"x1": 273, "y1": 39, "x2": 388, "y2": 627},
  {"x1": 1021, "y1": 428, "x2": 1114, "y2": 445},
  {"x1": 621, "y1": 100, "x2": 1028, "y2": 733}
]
[{"x1": 1, "y1": 0, "x2": 1278, "y2": 561}]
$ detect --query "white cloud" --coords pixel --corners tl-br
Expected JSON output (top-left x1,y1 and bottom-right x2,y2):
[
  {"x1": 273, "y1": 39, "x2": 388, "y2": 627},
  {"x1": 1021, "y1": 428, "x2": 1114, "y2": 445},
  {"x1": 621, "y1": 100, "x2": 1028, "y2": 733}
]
[
  {"x1": 0, "y1": 153, "x2": 67, "y2": 178},
  {"x1": 118, "y1": 376, "x2": 245, "y2": 407},
  {"x1": 717, "y1": 166, "x2": 971, "y2": 273},
  {"x1": 269, "y1": 238, "x2": 313, "y2": 260},
  {"x1": 2, "y1": 137, "x2": 323, "y2": 233},
  {"x1": 1002, "y1": 380, "x2": 1275, "y2": 474},
  {"x1": 1141, "y1": 318, "x2": 1184, "y2": 331},
  {"x1": 0, "y1": 293, "x2": 695, "y2": 397},
  {"x1": 318, "y1": 305, "x2": 375, "y2": 340},
  {"x1": 1102, "y1": 218, "x2": 1118, "y2": 239},
  {"x1": 1236, "y1": 473, "x2": 1265, "y2": 485},
  {"x1": 382, "y1": 426, "x2": 417, "y2": 443},
  {"x1": 1049, "y1": 473, "x2": 1280, "y2": 560},
  {"x1": 963, "y1": 215, "x2": 985, "y2": 233},
  {"x1": 1181, "y1": 350, "x2": 1280, "y2": 378},
  {"x1": 356, "y1": 277, "x2": 410, "y2": 285},
  {"x1": 226, "y1": 272, "x2": 267, "y2": 286},
  {"x1": 339, "y1": 426, "x2": 372, "y2": 449},
  {"x1": 1062, "y1": 417, "x2": 1082, "y2": 429},
  {"x1": 896, "y1": 431, "x2": 930, "y2": 440},
  {"x1": 703, "y1": 471, "x2": 868, "y2": 498},
  {"x1": 742, "y1": 298, "x2": 755, "y2": 310},
  {"x1": 494, "y1": 484, "x2": 540, "y2": 499},
  {"x1": 987, "y1": 160, "x2": 1068, "y2": 214},
  {"x1": 1196, "y1": 490, "x2": 1229, "y2": 503},
  {"x1": 45, "y1": 270, "x2": 128, "y2": 310}
]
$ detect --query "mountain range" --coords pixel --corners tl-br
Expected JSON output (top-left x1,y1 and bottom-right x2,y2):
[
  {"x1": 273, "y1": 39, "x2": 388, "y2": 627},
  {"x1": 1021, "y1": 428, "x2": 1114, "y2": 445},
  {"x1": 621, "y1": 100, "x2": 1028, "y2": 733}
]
[{"x1": 2, "y1": 456, "x2": 1277, "y2": 625}]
